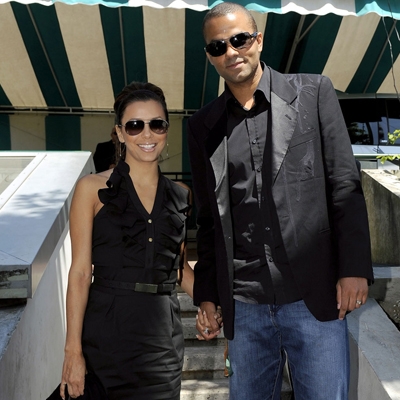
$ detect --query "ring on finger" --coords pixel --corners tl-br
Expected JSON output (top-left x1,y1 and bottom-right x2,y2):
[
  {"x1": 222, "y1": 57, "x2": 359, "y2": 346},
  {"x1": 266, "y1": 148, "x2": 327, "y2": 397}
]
[
  {"x1": 203, "y1": 328, "x2": 209, "y2": 334},
  {"x1": 356, "y1": 300, "x2": 362, "y2": 305}
]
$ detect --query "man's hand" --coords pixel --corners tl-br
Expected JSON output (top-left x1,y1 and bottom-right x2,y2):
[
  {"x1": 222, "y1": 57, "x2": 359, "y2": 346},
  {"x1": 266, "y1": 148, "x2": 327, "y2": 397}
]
[
  {"x1": 336, "y1": 277, "x2": 368, "y2": 320},
  {"x1": 196, "y1": 301, "x2": 222, "y2": 341}
]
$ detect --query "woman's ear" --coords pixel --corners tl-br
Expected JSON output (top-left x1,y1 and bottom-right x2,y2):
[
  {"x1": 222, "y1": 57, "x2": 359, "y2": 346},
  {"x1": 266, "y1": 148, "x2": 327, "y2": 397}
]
[{"x1": 115, "y1": 125, "x2": 125, "y2": 143}]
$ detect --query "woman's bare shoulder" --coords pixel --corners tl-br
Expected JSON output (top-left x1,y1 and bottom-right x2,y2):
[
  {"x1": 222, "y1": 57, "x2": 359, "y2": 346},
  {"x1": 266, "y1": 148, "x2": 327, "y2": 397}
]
[
  {"x1": 79, "y1": 170, "x2": 111, "y2": 187},
  {"x1": 74, "y1": 170, "x2": 112, "y2": 198}
]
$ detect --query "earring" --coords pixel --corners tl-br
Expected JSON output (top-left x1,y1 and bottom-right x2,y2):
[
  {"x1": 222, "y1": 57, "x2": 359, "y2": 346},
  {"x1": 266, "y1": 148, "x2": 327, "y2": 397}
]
[
  {"x1": 119, "y1": 142, "x2": 125, "y2": 159},
  {"x1": 166, "y1": 141, "x2": 169, "y2": 159}
]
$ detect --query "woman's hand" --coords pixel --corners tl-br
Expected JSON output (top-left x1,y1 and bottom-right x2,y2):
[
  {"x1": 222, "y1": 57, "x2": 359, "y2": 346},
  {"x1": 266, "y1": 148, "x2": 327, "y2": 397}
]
[
  {"x1": 196, "y1": 302, "x2": 223, "y2": 341},
  {"x1": 60, "y1": 351, "x2": 86, "y2": 399}
]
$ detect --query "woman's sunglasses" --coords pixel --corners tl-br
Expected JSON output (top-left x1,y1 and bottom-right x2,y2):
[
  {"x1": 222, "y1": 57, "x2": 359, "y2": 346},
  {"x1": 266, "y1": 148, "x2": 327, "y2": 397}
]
[
  {"x1": 204, "y1": 32, "x2": 258, "y2": 57},
  {"x1": 119, "y1": 119, "x2": 169, "y2": 136}
]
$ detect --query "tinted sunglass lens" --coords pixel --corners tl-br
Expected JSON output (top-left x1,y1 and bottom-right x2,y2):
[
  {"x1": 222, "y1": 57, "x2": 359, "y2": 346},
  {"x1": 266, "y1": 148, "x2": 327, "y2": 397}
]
[
  {"x1": 206, "y1": 32, "x2": 254, "y2": 56},
  {"x1": 149, "y1": 120, "x2": 168, "y2": 134},
  {"x1": 206, "y1": 41, "x2": 227, "y2": 57},
  {"x1": 125, "y1": 120, "x2": 144, "y2": 135},
  {"x1": 230, "y1": 33, "x2": 250, "y2": 48},
  {"x1": 123, "y1": 119, "x2": 168, "y2": 135}
]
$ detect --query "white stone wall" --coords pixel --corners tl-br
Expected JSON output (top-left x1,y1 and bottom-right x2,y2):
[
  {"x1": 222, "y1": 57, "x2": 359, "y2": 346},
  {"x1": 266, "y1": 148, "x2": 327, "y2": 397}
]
[
  {"x1": 0, "y1": 225, "x2": 70, "y2": 399},
  {"x1": 362, "y1": 169, "x2": 400, "y2": 265}
]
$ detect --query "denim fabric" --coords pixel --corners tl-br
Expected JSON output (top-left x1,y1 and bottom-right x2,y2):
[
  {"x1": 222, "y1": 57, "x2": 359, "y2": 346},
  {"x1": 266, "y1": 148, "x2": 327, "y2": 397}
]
[{"x1": 229, "y1": 300, "x2": 349, "y2": 400}]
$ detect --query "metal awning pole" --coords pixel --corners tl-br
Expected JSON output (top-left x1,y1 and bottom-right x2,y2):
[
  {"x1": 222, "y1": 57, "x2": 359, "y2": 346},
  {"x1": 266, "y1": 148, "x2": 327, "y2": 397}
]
[
  {"x1": 27, "y1": 5, "x2": 68, "y2": 107},
  {"x1": 119, "y1": 8, "x2": 128, "y2": 87},
  {"x1": 363, "y1": 19, "x2": 397, "y2": 93},
  {"x1": 284, "y1": 15, "x2": 320, "y2": 74},
  {"x1": 201, "y1": 56, "x2": 208, "y2": 108}
]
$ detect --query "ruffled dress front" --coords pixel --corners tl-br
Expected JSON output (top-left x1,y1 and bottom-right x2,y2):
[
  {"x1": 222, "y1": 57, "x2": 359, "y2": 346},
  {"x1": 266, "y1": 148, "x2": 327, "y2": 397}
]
[{"x1": 81, "y1": 160, "x2": 189, "y2": 400}]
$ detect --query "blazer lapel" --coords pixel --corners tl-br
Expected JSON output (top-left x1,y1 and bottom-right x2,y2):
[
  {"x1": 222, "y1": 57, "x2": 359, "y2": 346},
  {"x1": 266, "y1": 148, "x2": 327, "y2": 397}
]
[
  {"x1": 203, "y1": 98, "x2": 234, "y2": 284},
  {"x1": 269, "y1": 68, "x2": 298, "y2": 184},
  {"x1": 210, "y1": 135, "x2": 229, "y2": 216},
  {"x1": 204, "y1": 95, "x2": 229, "y2": 193}
]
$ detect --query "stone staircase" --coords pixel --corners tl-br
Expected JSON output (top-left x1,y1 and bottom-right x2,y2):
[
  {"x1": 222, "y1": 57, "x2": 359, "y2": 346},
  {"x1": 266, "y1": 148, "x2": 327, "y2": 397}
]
[
  {"x1": 179, "y1": 290, "x2": 229, "y2": 399},
  {"x1": 179, "y1": 239, "x2": 294, "y2": 399}
]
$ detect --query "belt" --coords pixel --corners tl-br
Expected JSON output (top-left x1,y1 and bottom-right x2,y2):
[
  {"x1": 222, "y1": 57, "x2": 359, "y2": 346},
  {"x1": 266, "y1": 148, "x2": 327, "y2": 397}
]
[{"x1": 93, "y1": 276, "x2": 175, "y2": 294}]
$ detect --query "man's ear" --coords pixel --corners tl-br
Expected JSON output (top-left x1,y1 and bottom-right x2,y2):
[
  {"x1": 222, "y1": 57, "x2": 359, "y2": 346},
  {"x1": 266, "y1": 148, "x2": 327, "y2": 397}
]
[{"x1": 257, "y1": 32, "x2": 263, "y2": 53}]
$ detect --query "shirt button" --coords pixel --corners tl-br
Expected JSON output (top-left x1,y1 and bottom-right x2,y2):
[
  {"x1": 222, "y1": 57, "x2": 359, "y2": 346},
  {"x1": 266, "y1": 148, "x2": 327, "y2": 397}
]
[
  {"x1": 148, "y1": 219, "x2": 152, "y2": 223},
  {"x1": 265, "y1": 226, "x2": 270, "y2": 231},
  {"x1": 268, "y1": 257, "x2": 273, "y2": 262},
  {"x1": 252, "y1": 139, "x2": 257, "y2": 144},
  {"x1": 257, "y1": 167, "x2": 261, "y2": 172},
  {"x1": 148, "y1": 238, "x2": 153, "y2": 242}
]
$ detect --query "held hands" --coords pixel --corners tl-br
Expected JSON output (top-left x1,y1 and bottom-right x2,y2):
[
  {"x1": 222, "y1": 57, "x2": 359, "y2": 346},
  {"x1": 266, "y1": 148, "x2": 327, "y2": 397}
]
[
  {"x1": 336, "y1": 277, "x2": 368, "y2": 320},
  {"x1": 196, "y1": 301, "x2": 223, "y2": 341},
  {"x1": 60, "y1": 351, "x2": 86, "y2": 399}
]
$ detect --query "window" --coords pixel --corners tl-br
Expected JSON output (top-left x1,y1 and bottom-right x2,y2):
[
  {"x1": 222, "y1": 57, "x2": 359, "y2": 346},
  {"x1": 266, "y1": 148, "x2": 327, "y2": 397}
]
[{"x1": 338, "y1": 96, "x2": 400, "y2": 146}]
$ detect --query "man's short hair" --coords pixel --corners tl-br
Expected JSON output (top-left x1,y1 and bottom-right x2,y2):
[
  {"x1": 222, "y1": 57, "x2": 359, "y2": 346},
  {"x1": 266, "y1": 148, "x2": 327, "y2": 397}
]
[{"x1": 202, "y1": 2, "x2": 258, "y2": 39}]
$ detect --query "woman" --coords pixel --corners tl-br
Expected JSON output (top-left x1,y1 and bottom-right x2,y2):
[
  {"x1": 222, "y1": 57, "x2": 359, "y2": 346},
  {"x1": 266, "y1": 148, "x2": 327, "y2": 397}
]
[{"x1": 59, "y1": 82, "x2": 195, "y2": 400}]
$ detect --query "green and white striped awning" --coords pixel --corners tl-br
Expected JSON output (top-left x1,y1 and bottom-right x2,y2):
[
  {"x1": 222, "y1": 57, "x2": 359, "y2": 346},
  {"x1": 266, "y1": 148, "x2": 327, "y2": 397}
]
[{"x1": 0, "y1": 0, "x2": 399, "y2": 113}]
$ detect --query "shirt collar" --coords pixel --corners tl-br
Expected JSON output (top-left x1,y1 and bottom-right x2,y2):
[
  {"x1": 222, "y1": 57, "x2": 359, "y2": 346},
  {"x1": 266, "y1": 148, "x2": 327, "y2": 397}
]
[{"x1": 223, "y1": 62, "x2": 271, "y2": 108}]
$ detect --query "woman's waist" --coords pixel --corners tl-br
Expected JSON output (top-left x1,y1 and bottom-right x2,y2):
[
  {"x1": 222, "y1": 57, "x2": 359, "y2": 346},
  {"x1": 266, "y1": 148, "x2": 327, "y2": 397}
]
[
  {"x1": 93, "y1": 275, "x2": 176, "y2": 293},
  {"x1": 92, "y1": 266, "x2": 177, "y2": 295}
]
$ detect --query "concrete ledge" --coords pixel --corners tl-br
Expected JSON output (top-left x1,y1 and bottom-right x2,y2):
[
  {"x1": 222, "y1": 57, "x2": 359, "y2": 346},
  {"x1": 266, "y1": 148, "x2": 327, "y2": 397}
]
[
  {"x1": 0, "y1": 303, "x2": 25, "y2": 360},
  {"x1": 0, "y1": 151, "x2": 94, "y2": 298},
  {"x1": 348, "y1": 298, "x2": 400, "y2": 400},
  {"x1": 370, "y1": 265, "x2": 400, "y2": 300},
  {"x1": 370, "y1": 265, "x2": 400, "y2": 327},
  {"x1": 362, "y1": 170, "x2": 400, "y2": 265}
]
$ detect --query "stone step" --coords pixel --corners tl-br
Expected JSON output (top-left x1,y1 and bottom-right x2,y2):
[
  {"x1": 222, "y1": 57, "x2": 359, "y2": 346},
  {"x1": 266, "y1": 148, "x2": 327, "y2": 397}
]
[
  {"x1": 184, "y1": 337, "x2": 227, "y2": 348},
  {"x1": 181, "y1": 378, "x2": 294, "y2": 400},
  {"x1": 178, "y1": 292, "x2": 198, "y2": 316},
  {"x1": 183, "y1": 347, "x2": 293, "y2": 396},
  {"x1": 183, "y1": 369, "x2": 227, "y2": 380},
  {"x1": 181, "y1": 379, "x2": 229, "y2": 400},
  {"x1": 183, "y1": 346, "x2": 226, "y2": 374}
]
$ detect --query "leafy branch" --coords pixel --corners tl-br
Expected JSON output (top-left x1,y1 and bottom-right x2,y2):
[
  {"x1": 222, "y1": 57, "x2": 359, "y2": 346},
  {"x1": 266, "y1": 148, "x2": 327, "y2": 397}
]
[{"x1": 376, "y1": 129, "x2": 400, "y2": 164}]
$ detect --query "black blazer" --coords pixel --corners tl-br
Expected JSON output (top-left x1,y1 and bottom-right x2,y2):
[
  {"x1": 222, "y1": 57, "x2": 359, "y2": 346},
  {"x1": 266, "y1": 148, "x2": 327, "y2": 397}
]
[{"x1": 187, "y1": 67, "x2": 373, "y2": 340}]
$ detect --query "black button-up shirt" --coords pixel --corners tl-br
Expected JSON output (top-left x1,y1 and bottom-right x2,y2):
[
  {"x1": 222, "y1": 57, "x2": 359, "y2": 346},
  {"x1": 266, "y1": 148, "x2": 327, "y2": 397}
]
[{"x1": 226, "y1": 64, "x2": 301, "y2": 304}]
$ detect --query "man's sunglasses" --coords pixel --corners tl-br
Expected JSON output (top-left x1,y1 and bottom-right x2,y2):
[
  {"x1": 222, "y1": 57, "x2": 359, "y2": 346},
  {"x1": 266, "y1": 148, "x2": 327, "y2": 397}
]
[
  {"x1": 119, "y1": 119, "x2": 169, "y2": 136},
  {"x1": 204, "y1": 32, "x2": 258, "y2": 57}
]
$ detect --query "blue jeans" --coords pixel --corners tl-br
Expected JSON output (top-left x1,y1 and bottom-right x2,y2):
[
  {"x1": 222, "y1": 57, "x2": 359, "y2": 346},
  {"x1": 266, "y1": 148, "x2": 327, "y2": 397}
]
[{"x1": 229, "y1": 300, "x2": 349, "y2": 400}]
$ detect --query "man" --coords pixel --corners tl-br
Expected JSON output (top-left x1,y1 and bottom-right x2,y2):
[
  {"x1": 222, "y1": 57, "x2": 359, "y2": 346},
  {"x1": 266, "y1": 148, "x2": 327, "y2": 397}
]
[
  {"x1": 187, "y1": 3, "x2": 373, "y2": 399},
  {"x1": 93, "y1": 127, "x2": 118, "y2": 173}
]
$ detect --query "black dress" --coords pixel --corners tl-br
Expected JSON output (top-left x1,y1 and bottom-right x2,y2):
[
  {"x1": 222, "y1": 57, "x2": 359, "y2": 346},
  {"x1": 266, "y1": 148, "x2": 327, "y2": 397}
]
[{"x1": 81, "y1": 160, "x2": 190, "y2": 400}]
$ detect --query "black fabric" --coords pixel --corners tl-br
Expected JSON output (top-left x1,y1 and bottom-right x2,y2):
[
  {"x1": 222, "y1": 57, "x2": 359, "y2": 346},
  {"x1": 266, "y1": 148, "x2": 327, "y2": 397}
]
[
  {"x1": 93, "y1": 140, "x2": 116, "y2": 173},
  {"x1": 92, "y1": 275, "x2": 175, "y2": 294},
  {"x1": 187, "y1": 66, "x2": 373, "y2": 340},
  {"x1": 46, "y1": 372, "x2": 108, "y2": 400},
  {"x1": 226, "y1": 67, "x2": 300, "y2": 305},
  {"x1": 82, "y1": 160, "x2": 189, "y2": 399}
]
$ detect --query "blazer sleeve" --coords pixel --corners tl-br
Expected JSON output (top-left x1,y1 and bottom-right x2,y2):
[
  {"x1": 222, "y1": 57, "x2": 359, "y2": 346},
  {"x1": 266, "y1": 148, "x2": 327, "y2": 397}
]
[
  {"x1": 187, "y1": 117, "x2": 220, "y2": 306},
  {"x1": 318, "y1": 76, "x2": 373, "y2": 281}
]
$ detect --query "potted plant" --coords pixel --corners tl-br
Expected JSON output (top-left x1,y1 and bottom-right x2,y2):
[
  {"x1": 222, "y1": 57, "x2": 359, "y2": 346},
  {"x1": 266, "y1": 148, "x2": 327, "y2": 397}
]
[{"x1": 376, "y1": 129, "x2": 400, "y2": 166}]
